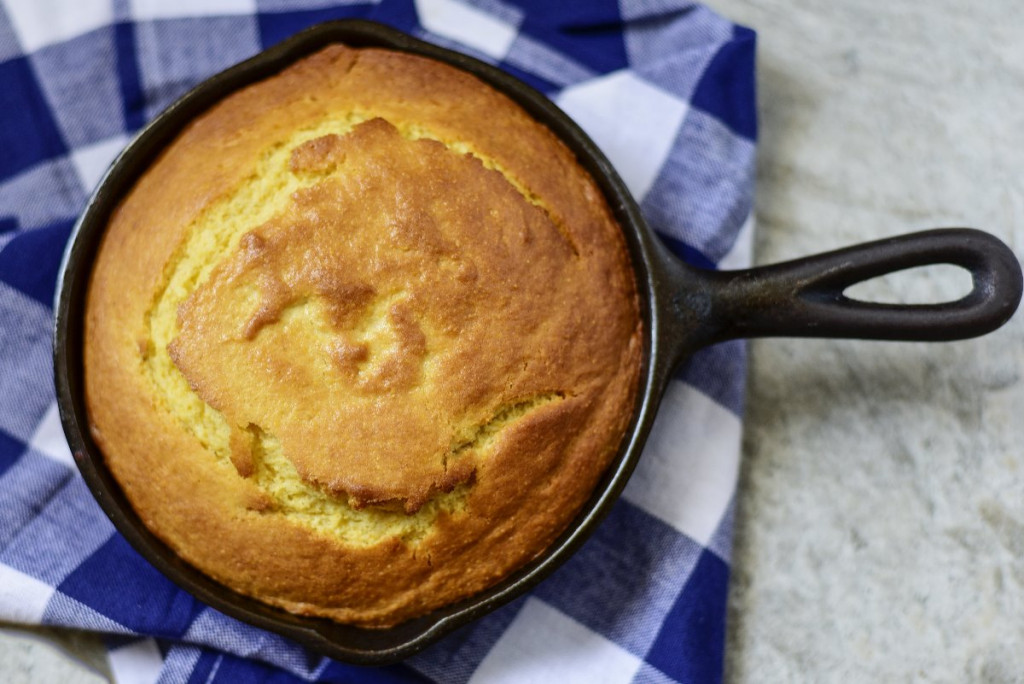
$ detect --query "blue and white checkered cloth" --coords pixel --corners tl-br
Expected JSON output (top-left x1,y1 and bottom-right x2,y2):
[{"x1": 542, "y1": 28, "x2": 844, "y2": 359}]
[{"x1": 0, "y1": 1, "x2": 756, "y2": 681}]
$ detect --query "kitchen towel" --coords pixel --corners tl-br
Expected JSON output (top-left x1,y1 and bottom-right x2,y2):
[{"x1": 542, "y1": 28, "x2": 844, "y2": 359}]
[{"x1": 0, "y1": 0, "x2": 756, "y2": 682}]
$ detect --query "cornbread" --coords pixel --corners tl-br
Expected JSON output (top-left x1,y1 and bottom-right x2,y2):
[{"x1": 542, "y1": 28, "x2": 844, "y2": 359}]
[{"x1": 84, "y1": 45, "x2": 642, "y2": 627}]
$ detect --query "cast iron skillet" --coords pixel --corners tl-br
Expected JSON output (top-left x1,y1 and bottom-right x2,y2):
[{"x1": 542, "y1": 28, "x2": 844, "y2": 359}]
[{"x1": 54, "y1": 20, "x2": 1022, "y2": 665}]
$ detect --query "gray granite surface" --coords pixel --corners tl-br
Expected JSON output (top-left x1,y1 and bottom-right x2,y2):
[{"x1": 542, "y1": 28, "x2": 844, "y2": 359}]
[
  {"x1": 717, "y1": 0, "x2": 1024, "y2": 681},
  {"x1": 4, "y1": 1, "x2": 1024, "y2": 682},
  {"x1": 0, "y1": 625, "x2": 107, "y2": 683}
]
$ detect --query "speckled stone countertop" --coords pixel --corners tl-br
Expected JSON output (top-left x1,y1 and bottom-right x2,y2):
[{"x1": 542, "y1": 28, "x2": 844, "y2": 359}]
[
  {"x1": 717, "y1": 0, "x2": 1024, "y2": 681},
  {"x1": 4, "y1": 1, "x2": 1024, "y2": 682}
]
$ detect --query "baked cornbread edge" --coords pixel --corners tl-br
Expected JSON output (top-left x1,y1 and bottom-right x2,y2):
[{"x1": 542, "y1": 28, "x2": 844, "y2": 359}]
[{"x1": 84, "y1": 45, "x2": 642, "y2": 627}]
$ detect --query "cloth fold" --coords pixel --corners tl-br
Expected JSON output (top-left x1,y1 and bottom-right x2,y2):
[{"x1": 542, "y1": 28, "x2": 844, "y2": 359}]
[{"x1": 0, "y1": 1, "x2": 756, "y2": 682}]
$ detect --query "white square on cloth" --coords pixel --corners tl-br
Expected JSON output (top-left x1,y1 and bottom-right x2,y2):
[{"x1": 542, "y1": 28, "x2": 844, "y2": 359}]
[
  {"x1": 623, "y1": 379, "x2": 741, "y2": 546},
  {"x1": 718, "y1": 213, "x2": 755, "y2": 271},
  {"x1": 28, "y1": 402, "x2": 75, "y2": 468},
  {"x1": 128, "y1": 0, "x2": 256, "y2": 21},
  {"x1": 2, "y1": 0, "x2": 114, "y2": 53},
  {"x1": 107, "y1": 638, "x2": 163, "y2": 684},
  {"x1": 0, "y1": 562, "x2": 54, "y2": 622},
  {"x1": 554, "y1": 70, "x2": 688, "y2": 202},
  {"x1": 469, "y1": 598, "x2": 642, "y2": 684},
  {"x1": 414, "y1": 0, "x2": 519, "y2": 61},
  {"x1": 70, "y1": 134, "x2": 130, "y2": 195}
]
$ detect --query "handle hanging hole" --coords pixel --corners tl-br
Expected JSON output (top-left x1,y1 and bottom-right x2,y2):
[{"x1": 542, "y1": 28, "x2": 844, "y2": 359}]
[{"x1": 843, "y1": 263, "x2": 974, "y2": 305}]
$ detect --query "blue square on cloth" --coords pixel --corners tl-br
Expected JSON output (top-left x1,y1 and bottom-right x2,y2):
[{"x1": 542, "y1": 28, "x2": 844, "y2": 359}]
[
  {"x1": 134, "y1": 16, "x2": 261, "y2": 121},
  {"x1": 514, "y1": 0, "x2": 628, "y2": 76},
  {"x1": 0, "y1": 427, "x2": 24, "y2": 479},
  {"x1": 0, "y1": 218, "x2": 74, "y2": 306},
  {"x1": 318, "y1": 659, "x2": 434, "y2": 684},
  {"x1": 369, "y1": 0, "x2": 419, "y2": 34},
  {"x1": 58, "y1": 534, "x2": 206, "y2": 637},
  {"x1": 0, "y1": 56, "x2": 68, "y2": 182},
  {"x1": 645, "y1": 548, "x2": 730, "y2": 684},
  {"x1": 257, "y1": 4, "x2": 378, "y2": 48},
  {"x1": 691, "y1": 25, "x2": 757, "y2": 141},
  {"x1": 186, "y1": 647, "x2": 430, "y2": 684},
  {"x1": 111, "y1": 21, "x2": 147, "y2": 132},
  {"x1": 29, "y1": 29, "x2": 126, "y2": 148}
]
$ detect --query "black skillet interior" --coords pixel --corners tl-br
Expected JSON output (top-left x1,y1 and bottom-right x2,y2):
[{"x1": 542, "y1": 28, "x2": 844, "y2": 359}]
[{"x1": 54, "y1": 19, "x2": 1023, "y2": 666}]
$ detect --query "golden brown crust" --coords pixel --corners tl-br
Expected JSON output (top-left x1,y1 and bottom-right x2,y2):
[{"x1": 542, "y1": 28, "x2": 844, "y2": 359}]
[{"x1": 84, "y1": 45, "x2": 642, "y2": 627}]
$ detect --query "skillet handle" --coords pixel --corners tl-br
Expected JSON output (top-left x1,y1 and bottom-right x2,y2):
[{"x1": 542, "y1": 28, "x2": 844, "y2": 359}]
[{"x1": 690, "y1": 228, "x2": 1022, "y2": 345}]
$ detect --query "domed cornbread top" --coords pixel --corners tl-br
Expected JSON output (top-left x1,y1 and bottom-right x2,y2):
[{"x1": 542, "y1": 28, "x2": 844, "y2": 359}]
[{"x1": 84, "y1": 45, "x2": 642, "y2": 627}]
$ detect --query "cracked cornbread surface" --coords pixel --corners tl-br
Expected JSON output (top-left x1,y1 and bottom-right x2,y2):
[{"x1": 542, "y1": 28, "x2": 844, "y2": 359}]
[{"x1": 84, "y1": 45, "x2": 642, "y2": 627}]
